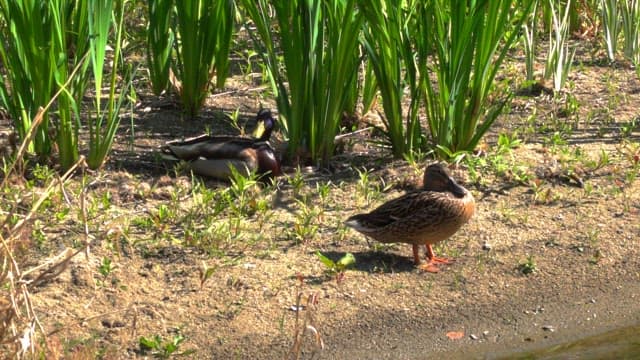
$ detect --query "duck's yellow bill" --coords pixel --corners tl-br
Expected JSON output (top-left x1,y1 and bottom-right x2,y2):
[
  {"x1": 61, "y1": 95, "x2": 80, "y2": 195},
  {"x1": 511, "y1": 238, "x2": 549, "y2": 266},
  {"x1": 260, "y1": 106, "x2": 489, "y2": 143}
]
[{"x1": 251, "y1": 120, "x2": 266, "y2": 139}]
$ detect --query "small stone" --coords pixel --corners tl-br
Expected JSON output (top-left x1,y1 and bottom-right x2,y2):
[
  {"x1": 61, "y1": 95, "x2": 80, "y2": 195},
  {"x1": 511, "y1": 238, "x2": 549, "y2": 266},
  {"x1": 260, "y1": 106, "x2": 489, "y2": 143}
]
[
  {"x1": 589, "y1": 299, "x2": 596, "y2": 304},
  {"x1": 482, "y1": 242, "x2": 492, "y2": 251},
  {"x1": 483, "y1": 331, "x2": 490, "y2": 337},
  {"x1": 470, "y1": 334, "x2": 479, "y2": 340},
  {"x1": 542, "y1": 325, "x2": 555, "y2": 332}
]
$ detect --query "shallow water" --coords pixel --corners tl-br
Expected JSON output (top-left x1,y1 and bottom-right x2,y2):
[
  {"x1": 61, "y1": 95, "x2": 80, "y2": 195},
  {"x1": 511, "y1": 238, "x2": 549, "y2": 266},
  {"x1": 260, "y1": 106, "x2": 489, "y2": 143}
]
[{"x1": 501, "y1": 324, "x2": 640, "y2": 360}]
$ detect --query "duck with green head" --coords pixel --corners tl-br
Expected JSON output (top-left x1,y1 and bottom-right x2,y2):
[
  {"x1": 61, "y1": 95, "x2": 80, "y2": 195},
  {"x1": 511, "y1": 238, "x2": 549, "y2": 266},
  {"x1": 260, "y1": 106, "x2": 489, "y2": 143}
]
[
  {"x1": 161, "y1": 109, "x2": 281, "y2": 180},
  {"x1": 345, "y1": 163, "x2": 475, "y2": 273}
]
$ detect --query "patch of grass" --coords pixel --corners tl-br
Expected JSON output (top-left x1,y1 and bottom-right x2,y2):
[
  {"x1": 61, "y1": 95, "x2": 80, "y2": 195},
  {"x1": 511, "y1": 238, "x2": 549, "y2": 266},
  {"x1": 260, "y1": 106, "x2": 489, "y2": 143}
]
[
  {"x1": 287, "y1": 199, "x2": 320, "y2": 244},
  {"x1": 354, "y1": 167, "x2": 385, "y2": 207},
  {"x1": 496, "y1": 132, "x2": 522, "y2": 154}
]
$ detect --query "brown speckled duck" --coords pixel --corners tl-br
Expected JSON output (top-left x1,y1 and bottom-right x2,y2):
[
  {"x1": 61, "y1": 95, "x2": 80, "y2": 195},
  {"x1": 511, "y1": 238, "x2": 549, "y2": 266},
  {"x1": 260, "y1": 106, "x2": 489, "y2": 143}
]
[
  {"x1": 345, "y1": 163, "x2": 475, "y2": 272},
  {"x1": 161, "y1": 109, "x2": 281, "y2": 180}
]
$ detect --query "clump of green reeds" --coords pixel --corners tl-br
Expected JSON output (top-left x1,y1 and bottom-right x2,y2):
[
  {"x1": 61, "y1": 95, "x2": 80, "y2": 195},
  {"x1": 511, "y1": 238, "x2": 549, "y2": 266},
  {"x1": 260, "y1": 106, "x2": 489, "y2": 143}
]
[
  {"x1": 147, "y1": 0, "x2": 235, "y2": 117},
  {"x1": 241, "y1": 0, "x2": 363, "y2": 166},
  {"x1": 0, "y1": 1, "x2": 133, "y2": 171},
  {"x1": 423, "y1": 0, "x2": 535, "y2": 159},
  {"x1": 360, "y1": 0, "x2": 428, "y2": 158}
]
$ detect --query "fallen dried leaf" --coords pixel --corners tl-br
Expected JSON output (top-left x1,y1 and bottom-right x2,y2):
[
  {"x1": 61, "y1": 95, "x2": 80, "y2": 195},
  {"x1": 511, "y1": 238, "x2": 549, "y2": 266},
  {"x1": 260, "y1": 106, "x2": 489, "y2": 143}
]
[{"x1": 446, "y1": 331, "x2": 464, "y2": 340}]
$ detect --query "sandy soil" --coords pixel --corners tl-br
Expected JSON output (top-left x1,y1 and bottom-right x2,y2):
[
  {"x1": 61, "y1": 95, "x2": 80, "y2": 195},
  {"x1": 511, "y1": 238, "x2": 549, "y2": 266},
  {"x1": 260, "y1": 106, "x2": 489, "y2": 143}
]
[{"x1": 7, "y1": 51, "x2": 640, "y2": 360}]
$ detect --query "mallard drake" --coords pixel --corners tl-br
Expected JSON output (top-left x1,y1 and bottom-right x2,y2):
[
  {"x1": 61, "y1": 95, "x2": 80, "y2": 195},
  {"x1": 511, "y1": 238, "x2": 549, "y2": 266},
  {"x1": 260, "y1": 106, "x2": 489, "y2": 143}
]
[
  {"x1": 345, "y1": 163, "x2": 475, "y2": 273},
  {"x1": 161, "y1": 109, "x2": 281, "y2": 180}
]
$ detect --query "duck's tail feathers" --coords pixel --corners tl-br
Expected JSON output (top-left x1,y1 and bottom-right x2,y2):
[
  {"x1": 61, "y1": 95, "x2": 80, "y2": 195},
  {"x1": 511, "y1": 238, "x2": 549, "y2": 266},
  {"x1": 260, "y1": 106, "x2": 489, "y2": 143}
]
[
  {"x1": 159, "y1": 150, "x2": 180, "y2": 162},
  {"x1": 344, "y1": 217, "x2": 369, "y2": 232}
]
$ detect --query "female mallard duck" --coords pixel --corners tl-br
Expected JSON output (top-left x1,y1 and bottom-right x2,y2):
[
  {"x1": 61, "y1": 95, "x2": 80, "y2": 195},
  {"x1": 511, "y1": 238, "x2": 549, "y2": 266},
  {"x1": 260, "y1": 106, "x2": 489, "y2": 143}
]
[
  {"x1": 161, "y1": 109, "x2": 281, "y2": 180},
  {"x1": 345, "y1": 163, "x2": 475, "y2": 273}
]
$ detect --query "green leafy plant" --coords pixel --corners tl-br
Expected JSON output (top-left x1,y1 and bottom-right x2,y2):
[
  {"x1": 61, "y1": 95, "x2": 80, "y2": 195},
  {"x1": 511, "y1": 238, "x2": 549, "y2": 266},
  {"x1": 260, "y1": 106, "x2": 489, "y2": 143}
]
[
  {"x1": 290, "y1": 199, "x2": 320, "y2": 243},
  {"x1": 98, "y1": 256, "x2": 115, "y2": 278},
  {"x1": 288, "y1": 167, "x2": 306, "y2": 198},
  {"x1": 316, "y1": 251, "x2": 355, "y2": 274},
  {"x1": 0, "y1": 1, "x2": 132, "y2": 171},
  {"x1": 139, "y1": 333, "x2": 194, "y2": 358},
  {"x1": 496, "y1": 132, "x2": 523, "y2": 154},
  {"x1": 86, "y1": 0, "x2": 136, "y2": 170},
  {"x1": 360, "y1": 59, "x2": 378, "y2": 115},
  {"x1": 226, "y1": 164, "x2": 260, "y2": 217},
  {"x1": 198, "y1": 261, "x2": 217, "y2": 290}
]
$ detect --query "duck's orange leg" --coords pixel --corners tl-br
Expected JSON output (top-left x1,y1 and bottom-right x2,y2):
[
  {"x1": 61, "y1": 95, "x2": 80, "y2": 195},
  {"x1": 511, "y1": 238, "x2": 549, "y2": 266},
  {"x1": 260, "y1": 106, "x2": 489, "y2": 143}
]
[
  {"x1": 417, "y1": 244, "x2": 454, "y2": 273},
  {"x1": 425, "y1": 244, "x2": 454, "y2": 264}
]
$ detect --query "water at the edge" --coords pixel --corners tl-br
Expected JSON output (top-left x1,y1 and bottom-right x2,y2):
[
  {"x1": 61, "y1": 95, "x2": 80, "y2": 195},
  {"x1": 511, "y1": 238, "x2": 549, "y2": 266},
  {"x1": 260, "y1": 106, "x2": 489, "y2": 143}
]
[{"x1": 501, "y1": 324, "x2": 640, "y2": 360}]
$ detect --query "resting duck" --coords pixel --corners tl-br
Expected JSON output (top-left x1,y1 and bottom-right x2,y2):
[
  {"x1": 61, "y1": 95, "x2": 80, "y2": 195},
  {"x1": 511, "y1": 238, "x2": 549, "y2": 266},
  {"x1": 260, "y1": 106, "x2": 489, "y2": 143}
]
[
  {"x1": 161, "y1": 109, "x2": 282, "y2": 180},
  {"x1": 345, "y1": 163, "x2": 475, "y2": 273}
]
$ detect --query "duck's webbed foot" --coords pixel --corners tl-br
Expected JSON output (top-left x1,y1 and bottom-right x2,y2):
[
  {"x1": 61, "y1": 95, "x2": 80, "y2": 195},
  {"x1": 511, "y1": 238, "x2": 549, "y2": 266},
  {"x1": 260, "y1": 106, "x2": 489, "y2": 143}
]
[
  {"x1": 417, "y1": 244, "x2": 455, "y2": 272},
  {"x1": 418, "y1": 261, "x2": 441, "y2": 273}
]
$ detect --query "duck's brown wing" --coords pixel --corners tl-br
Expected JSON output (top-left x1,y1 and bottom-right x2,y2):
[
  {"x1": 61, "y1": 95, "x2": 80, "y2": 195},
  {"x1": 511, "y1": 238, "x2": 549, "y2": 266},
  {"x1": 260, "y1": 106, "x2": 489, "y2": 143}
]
[
  {"x1": 351, "y1": 191, "x2": 459, "y2": 229},
  {"x1": 162, "y1": 136, "x2": 257, "y2": 161}
]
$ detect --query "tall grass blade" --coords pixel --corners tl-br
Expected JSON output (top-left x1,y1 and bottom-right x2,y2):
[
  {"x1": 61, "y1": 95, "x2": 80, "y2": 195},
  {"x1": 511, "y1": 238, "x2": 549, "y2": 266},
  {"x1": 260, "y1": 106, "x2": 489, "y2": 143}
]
[
  {"x1": 601, "y1": 0, "x2": 621, "y2": 62},
  {"x1": 86, "y1": 0, "x2": 135, "y2": 169},
  {"x1": 523, "y1": 0, "x2": 540, "y2": 82},
  {"x1": 621, "y1": 0, "x2": 640, "y2": 62},
  {"x1": 242, "y1": 0, "x2": 363, "y2": 166},
  {"x1": 147, "y1": 0, "x2": 174, "y2": 95},
  {"x1": 174, "y1": 0, "x2": 235, "y2": 117},
  {"x1": 360, "y1": 0, "x2": 421, "y2": 158},
  {"x1": 423, "y1": 0, "x2": 534, "y2": 159},
  {"x1": 0, "y1": 0, "x2": 57, "y2": 158},
  {"x1": 544, "y1": 0, "x2": 577, "y2": 92},
  {"x1": 0, "y1": 0, "x2": 94, "y2": 170}
]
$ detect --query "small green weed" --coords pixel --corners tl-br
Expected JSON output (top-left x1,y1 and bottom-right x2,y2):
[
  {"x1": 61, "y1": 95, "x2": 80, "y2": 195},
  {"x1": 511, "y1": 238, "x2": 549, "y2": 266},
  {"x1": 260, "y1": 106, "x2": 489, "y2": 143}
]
[
  {"x1": 518, "y1": 255, "x2": 537, "y2": 275},
  {"x1": 496, "y1": 132, "x2": 522, "y2": 154},
  {"x1": 198, "y1": 261, "x2": 217, "y2": 290},
  {"x1": 315, "y1": 251, "x2": 355, "y2": 274},
  {"x1": 288, "y1": 167, "x2": 305, "y2": 198},
  {"x1": 98, "y1": 257, "x2": 115, "y2": 278},
  {"x1": 289, "y1": 200, "x2": 320, "y2": 243}
]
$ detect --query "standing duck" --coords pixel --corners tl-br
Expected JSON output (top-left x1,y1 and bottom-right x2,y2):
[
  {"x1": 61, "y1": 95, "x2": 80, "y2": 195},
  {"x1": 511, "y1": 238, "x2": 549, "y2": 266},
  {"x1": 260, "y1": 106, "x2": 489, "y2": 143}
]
[
  {"x1": 161, "y1": 109, "x2": 281, "y2": 180},
  {"x1": 345, "y1": 163, "x2": 475, "y2": 273}
]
